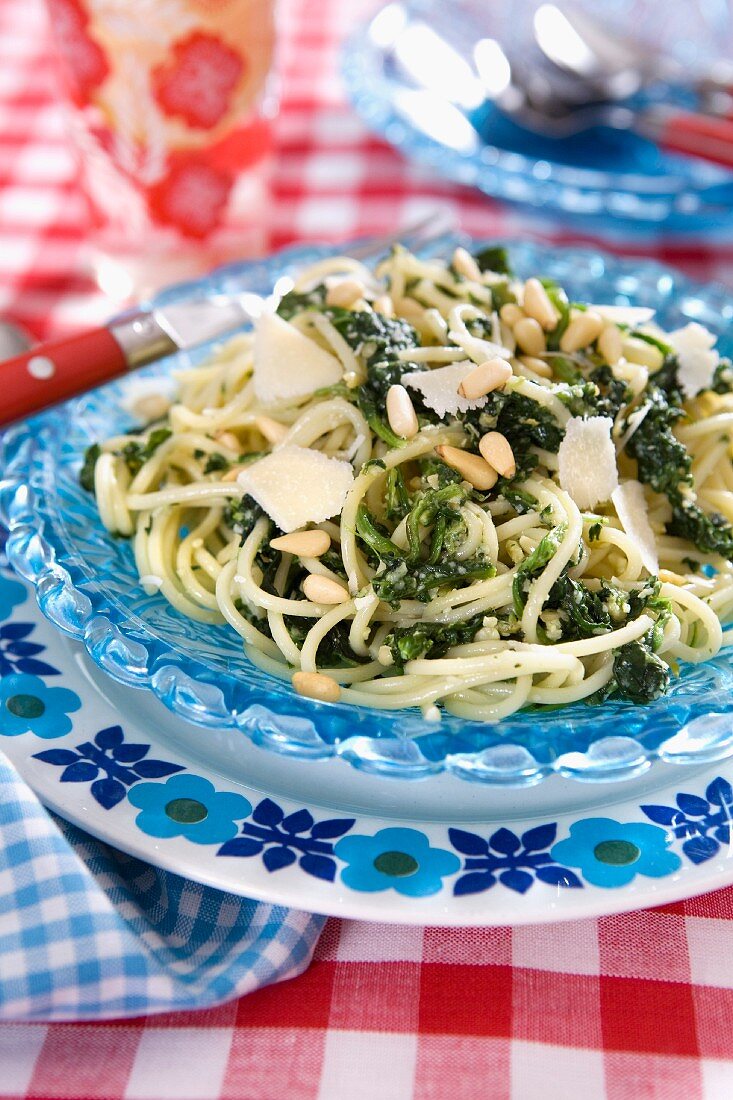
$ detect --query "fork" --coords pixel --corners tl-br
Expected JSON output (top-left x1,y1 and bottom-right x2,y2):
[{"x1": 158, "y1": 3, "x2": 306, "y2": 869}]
[{"x1": 0, "y1": 214, "x2": 456, "y2": 428}]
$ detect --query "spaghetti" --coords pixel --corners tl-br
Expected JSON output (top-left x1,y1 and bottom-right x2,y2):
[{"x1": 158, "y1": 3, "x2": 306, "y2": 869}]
[{"x1": 82, "y1": 244, "x2": 733, "y2": 721}]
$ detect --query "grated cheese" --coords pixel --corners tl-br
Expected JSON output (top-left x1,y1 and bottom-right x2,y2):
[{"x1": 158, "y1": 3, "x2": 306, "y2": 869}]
[
  {"x1": 237, "y1": 445, "x2": 354, "y2": 533},
  {"x1": 612, "y1": 480, "x2": 659, "y2": 575},
  {"x1": 591, "y1": 305, "x2": 655, "y2": 326},
  {"x1": 253, "y1": 312, "x2": 342, "y2": 403},
  {"x1": 403, "y1": 361, "x2": 490, "y2": 418},
  {"x1": 668, "y1": 322, "x2": 719, "y2": 399},
  {"x1": 558, "y1": 416, "x2": 618, "y2": 510}
]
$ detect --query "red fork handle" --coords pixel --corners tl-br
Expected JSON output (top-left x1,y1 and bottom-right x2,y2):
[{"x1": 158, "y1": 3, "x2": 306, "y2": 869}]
[
  {"x1": 1, "y1": 326, "x2": 128, "y2": 428},
  {"x1": 647, "y1": 110, "x2": 733, "y2": 170}
]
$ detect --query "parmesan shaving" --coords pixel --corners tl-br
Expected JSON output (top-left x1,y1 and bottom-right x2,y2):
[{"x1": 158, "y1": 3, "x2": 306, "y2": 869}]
[
  {"x1": 253, "y1": 312, "x2": 342, "y2": 403},
  {"x1": 237, "y1": 445, "x2": 354, "y2": 533},
  {"x1": 403, "y1": 361, "x2": 489, "y2": 418},
  {"x1": 612, "y1": 480, "x2": 659, "y2": 575},
  {"x1": 668, "y1": 322, "x2": 719, "y2": 399},
  {"x1": 558, "y1": 416, "x2": 618, "y2": 509}
]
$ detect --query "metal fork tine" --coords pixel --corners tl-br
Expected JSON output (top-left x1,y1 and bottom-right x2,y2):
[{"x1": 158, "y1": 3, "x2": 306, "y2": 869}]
[{"x1": 348, "y1": 209, "x2": 457, "y2": 262}]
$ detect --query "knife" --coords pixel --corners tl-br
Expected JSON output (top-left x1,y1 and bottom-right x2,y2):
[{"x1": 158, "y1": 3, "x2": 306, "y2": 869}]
[
  {"x1": 0, "y1": 217, "x2": 453, "y2": 428},
  {"x1": 0, "y1": 289, "x2": 266, "y2": 428}
]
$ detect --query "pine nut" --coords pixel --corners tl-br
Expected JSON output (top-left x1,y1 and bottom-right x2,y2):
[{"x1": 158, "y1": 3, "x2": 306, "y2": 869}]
[
  {"x1": 500, "y1": 303, "x2": 525, "y2": 326},
  {"x1": 519, "y1": 355, "x2": 552, "y2": 379},
  {"x1": 560, "y1": 310, "x2": 604, "y2": 353},
  {"x1": 458, "y1": 357, "x2": 513, "y2": 399},
  {"x1": 452, "y1": 246, "x2": 482, "y2": 281},
  {"x1": 479, "y1": 431, "x2": 516, "y2": 478},
  {"x1": 131, "y1": 392, "x2": 171, "y2": 422},
  {"x1": 622, "y1": 336, "x2": 663, "y2": 372},
  {"x1": 513, "y1": 317, "x2": 546, "y2": 356},
  {"x1": 292, "y1": 670, "x2": 341, "y2": 703},
  {"x1": 522, "y1": 278, "x2": 558, "y2": 331},
  {"x1": 659, "y1": 569, "x2": 685, "y2": 586},
  {"x1": 325, "y1": 279, "x2": 365, "y2": 309},
  {"x1": 372, "y1": 294, "x2": 394, "y2": 316},
  {"x1": 302, "y1": 574, "x2": 351, "y2": 604},
  {"x1": 255, "y1": 416, "x2": 288, "y2": 445},
  {"x1": 214, "y1": 430, "x2": 240, "y2": 452},
  {"x1": 435, "y1": 444, "x2": 498, "y2": 490},
  {"x1": 393, "y1": 297, "x2": 424, "y2": 324},
  {"x1": 598, "y1": 323, "x2": 623, "y2": 366},
  {"x1": 386, "y1": 384, "x2": 419, "y2": 439},
  {"x1": 222, "y1": 464, "x2": 247, "y2": 482},
  {"x1": 270, "y1": 529, "x2": 331, "y2": 557}
]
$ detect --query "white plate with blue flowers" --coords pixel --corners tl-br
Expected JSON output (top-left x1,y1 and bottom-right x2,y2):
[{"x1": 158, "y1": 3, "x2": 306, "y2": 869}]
[{"x1": 3, "y1": 538, "x2": 733, "y2": 925}]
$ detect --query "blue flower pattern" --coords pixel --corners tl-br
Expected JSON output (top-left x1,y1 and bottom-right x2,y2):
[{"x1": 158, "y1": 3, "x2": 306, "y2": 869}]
[
  {"x1": 218, "y1": 797, "x2": 355, "y2": 881},
  {"x1": 550, "y1": 817, "x2": 682, "y2": 888},
  {"x1": 1, "y1": 673, "x2": 81, "y2": 738},
  {"x1": 129, "y1": 773, "x2": 252, "y2": 845},
  {"x1": 448, "y1": 824, "x2": 583, "y2": 895},
  {"x1": 0, "y1": 570, "x2": 27, "y2": 620},
  {"x1": 0, "y1": 623, "x2": 59, "y2": 678},
  {"x1": 334, "y1": 827, "x2": 460, "y2": 897},
  {"x1": 33, "y1": 724, "x2": 184, "y2": 808},
  {"x1": 5, "y1": 548, "x2": 733, "y2": 898},
  {"x1": 641, "y1": 776, "x2": 733, "y2": 865}
]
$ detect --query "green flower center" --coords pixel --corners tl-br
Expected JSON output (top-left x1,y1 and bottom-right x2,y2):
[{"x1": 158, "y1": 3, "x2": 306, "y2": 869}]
[
  {"x1": 593, "y1": 839, "x2": 641, "y2": 866},
  {"x1": 373, "y1": 850, "x2": 419, "y2": 877},
  {"x1": 6, "y1": 694, "x2": 45, "y2": 719},
  {"x1": 165, "y1": 797, "x2": 208, "y2": 824}
]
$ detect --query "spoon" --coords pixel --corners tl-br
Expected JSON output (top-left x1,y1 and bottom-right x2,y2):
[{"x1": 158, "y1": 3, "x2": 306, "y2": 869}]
[{"x1": 532, "y1": 3, "x2": 733, "y2": 110}]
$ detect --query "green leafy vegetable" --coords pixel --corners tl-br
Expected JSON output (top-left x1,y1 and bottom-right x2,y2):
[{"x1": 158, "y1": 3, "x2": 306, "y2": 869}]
[
  {"x1": 79, "y1": 443, "x2": 101, "y2": 493},
  {"x1": 204, "y1": 452, "x2": 230, "y2": 474},
  {"x1": 625, "y1": 362, "x2": 733, "y2": 560},
  {"x1": 225, "y1": 495, "x2": 268, "y2": 544},
  {"x1": 276, "y1": 284, "x2": 327, "y2": 320},
  {"x1": 385, "y1": 615, "x2": 484, "y2": 670},
  {"x1": 385, "y1": 467, "x2": 411, "y2": 522},
  {"x1": 120, "y1": 428, "x2": 172, "y2": 477},
  {"x1": 472, "y1": 245, "x2": 511, "y2": 275},
  {"x1": 512, "y1": 524, "x2": 567, "y2": 617},
  {"x1": 372, "y1": 553, "x2": 495, "y2": 607},
  {"x1": 611, "y1": 639, "x2": 670, "y2": 703}
]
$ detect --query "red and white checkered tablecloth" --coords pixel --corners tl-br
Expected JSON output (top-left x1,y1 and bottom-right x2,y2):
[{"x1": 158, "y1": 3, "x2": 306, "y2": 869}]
[{"x1": 3, "y1": 0, "x2": 733, "y2": 1097}]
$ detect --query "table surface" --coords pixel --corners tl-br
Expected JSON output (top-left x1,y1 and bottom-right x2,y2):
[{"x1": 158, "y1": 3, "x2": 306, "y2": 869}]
[{"x1": 3, "y1": 1, "x2": 733, "y2": 1098}]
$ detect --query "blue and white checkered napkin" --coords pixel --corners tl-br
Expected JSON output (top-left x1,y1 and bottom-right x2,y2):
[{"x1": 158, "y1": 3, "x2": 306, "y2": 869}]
[{"x1": 0, "y1": 753, "x2": 325, "y2": 1020}]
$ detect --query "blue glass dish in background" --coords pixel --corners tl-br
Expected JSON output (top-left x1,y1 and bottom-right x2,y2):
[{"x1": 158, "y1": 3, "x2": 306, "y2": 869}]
[
  {"x1": 342, "y1": 0, "x2": 733, "y2": 237},
  {"x1": 4, "y1": 238, "x2": 733, "y2": 786}
]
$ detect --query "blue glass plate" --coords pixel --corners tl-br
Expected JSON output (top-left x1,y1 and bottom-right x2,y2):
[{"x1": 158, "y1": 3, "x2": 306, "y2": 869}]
[
  {"x1": 342, "y1": 0, "x2": 733, "y2": 236},
  {"x1": 4, "y1": 237, "x2": 733, "y2": 786}
]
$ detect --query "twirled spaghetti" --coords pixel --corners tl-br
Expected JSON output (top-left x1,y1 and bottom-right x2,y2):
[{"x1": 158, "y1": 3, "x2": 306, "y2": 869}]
[{"x1": 82, "y1": 244, "x2": 733, "y2": 722}]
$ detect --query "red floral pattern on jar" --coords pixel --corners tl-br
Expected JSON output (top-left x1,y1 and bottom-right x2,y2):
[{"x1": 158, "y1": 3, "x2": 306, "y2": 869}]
[
  {"x1": 46, "y1": 0, "x2": 109, "y2": 105},
  {"x1": 147, "y1": 154, "x2": 233, "y2": 238},
  {"x1": 152, "y1": 32, "x2": 245, "y2": 130}
]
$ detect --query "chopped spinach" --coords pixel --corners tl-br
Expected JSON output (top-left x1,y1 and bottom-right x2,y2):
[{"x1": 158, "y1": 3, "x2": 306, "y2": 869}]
[
  {"x1": 611, "y1": 638, "x2": 670, "y2": 704},
  {"x1": 276, "y1": 283, "x2": 327, "y2": 320},
  {"x1": 512, "y1": 523, "x2": 567, "y2": 617},
  {"x1": 472, "y1": 245, "x2": 511, "y2": 275},
  {"x1": 120, "y1": 428, "x2": 172, "y2": 476},
  {"x1": 79, "y1": 442, "x2": 101, "y2": 493},
  {"x1": 385, "y1": 615, "x2": 484, "y2": 669},
  {"x1": 225, "y1": 494, "x2": 268, "y2": 543},
  {"x1": 372, "y1": 553, "x2": 495, "y2": 607},
  {"x1": 204, "y1": 452, "x2": 230, "y2": 475}
]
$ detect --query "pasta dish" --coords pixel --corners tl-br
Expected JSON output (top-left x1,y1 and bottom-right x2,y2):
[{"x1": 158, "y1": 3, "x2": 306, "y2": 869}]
[{"x1": 80, "y1": 244, "x2": 733, "y2": 722}]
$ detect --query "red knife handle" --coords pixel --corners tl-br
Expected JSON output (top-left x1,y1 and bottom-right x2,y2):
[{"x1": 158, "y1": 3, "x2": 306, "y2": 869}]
[
  {"x1": 651, "y1": 110, "x2": 733, "y2": 169},
  {"x1": 1, "y1": 326, "x2": 128, "y2": 428}
]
